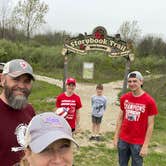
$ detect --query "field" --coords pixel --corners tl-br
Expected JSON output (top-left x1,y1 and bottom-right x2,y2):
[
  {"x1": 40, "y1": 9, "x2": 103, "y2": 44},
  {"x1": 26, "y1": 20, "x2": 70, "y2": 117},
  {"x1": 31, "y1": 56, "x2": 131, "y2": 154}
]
[{"x1": 29, "y1": 75, "x2": 166, "y2": 166}]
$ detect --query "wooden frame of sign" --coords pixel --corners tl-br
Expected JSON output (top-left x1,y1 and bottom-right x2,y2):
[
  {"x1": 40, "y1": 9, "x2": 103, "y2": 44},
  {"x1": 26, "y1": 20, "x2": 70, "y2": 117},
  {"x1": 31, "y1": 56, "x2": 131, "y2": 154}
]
[{"x1": 61, "y1": 26, "x2": 134, "y2": 93}]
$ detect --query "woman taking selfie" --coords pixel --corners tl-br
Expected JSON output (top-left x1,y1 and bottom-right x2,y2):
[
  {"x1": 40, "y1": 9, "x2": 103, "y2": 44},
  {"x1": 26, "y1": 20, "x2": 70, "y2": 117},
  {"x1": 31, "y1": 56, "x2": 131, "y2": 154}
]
[{"x1": 15, "y1": 112, "x2": 78, "y2": 166}]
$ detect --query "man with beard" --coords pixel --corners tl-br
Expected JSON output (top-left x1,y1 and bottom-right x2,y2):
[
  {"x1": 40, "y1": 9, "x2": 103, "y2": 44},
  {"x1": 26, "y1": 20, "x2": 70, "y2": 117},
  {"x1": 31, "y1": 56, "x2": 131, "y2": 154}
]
[{"x1": 0, "y1": 59, "x2": 36, "y2": 166}]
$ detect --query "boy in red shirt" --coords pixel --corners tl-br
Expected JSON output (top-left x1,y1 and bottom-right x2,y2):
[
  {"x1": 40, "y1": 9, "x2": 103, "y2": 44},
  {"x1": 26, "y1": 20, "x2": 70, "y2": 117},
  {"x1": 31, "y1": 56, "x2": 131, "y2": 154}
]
[
  {"x1": 113, "y1": 71, "x2": 158, "y2": 166},
  {"x1": 56, "y1": 77, "x2": 82, "y2": 133}
]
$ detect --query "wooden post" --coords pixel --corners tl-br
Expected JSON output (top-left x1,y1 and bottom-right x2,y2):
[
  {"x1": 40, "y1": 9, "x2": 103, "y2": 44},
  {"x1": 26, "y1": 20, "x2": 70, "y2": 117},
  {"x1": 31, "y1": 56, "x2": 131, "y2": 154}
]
[
  {"x1": 122, "y1": 56, "x2": 131, "y2": 94},
  {"x1": 63, "y1": 55, "x2": 68, "y2": 92}
]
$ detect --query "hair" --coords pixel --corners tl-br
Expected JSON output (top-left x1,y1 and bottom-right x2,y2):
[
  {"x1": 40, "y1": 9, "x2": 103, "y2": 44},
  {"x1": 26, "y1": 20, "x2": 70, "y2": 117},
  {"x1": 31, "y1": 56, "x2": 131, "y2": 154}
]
[
  {"x1": 18, "y1": 147, "x2": 31, "y2": 166},
  {"x1": 128, "y1": 73, "x2": 137, "y2": 78},
  {"x1": 19, "y1": 159, "x2": 29, "y2": 166},
  {"x1": 96, "y1": 84, "x2": 103, "y2": 90}
]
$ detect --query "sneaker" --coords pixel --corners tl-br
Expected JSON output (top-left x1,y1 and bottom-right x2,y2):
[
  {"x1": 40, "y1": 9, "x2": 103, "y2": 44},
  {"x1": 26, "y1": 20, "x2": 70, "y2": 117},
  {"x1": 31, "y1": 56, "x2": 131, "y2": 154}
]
[
  {"x1": 89, "y1": 136, "x2": 96, "y2": 141},
  {"x1": 95, "y1": 136, "x2": 101, "y2": 141}
]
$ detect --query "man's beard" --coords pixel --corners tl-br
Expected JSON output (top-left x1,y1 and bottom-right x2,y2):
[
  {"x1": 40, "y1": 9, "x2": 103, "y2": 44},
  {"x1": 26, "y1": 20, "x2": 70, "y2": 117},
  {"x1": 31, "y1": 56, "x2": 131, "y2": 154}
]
[{"x1": 4, "y1": 81, "x2": 31, "y2": 110}]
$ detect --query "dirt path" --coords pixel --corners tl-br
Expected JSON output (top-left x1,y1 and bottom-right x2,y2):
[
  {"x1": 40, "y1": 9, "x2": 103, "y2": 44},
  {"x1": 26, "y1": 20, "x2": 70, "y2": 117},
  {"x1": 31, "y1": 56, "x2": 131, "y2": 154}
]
[
  {"x1": 75, "y1": 81, "x2": 122, "y2": 133},
  {"x1": 35, "y1": 75, "x2": 166, "y2": 150},
  {"x1": 35, "y1": 75, "x2": 122, "y2": 133}
]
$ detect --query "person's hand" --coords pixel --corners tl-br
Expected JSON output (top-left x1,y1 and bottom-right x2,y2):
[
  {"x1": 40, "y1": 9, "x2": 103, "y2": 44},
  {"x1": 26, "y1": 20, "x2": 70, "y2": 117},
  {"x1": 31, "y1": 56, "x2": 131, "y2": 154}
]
[
  {"x1": 139, "y1": 145, "x2": 148, "y2": 157},
  {"x1": 113, "y1": 136, "x2": 118, "y2": 148},
  {"x1": 74, "y1": 124, "x2": 81, "y2": 134}
]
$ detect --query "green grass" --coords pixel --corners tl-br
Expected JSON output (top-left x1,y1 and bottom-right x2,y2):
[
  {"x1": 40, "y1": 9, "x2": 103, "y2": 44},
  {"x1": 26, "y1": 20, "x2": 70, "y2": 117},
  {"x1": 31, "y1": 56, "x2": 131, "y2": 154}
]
[
  {"x1": 28, "y1": 76, "x2": 166, "y2": 165},
  {"x1": 144, "y1": 153, "x2": 166, "y2": 166},
  {"x1": 29, "y1": 80, "x2": 61, "y2": 113},
  {"x1": 74, "y1": 76, "x2": 166, "y2": 165},
  {"x1": 74, "y1": 145, "x2": 166, "y2": 166},
  {"x1": 74, "y1": 145, "x2": 118, "y2": 166},
  {"x1": 144, "y1": 76, "x2": 166, "y2": 146}
]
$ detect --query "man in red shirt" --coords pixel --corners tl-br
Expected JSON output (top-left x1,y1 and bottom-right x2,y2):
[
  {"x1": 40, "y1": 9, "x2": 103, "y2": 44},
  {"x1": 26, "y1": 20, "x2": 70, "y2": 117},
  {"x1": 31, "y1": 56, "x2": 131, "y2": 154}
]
[
  {"x1": 113, "y1": 71, "x2": 158, "y2": 166},
  {"x1": 56, "y1": 77, "x2": 82, "y2": 133},
  {"x1": 0, "y1": 59, "x2": 36, "y2": 166}
]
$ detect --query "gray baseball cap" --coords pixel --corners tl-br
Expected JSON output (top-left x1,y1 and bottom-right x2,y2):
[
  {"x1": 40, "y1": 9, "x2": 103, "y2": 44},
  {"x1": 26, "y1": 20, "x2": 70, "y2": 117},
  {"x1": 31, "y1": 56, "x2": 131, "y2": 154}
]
[
  {"x1": 128, "y1": 71, "x2": 143, "y2": 81},
  {"x1": 0, "y1": 63, "x2": 5, "y2": 71},
  {"x1": 2, "y1": 59, "x2": 35, "y2": 80},
  {"x1": 25, "y1": 112, "x2": 79, "y2": 153}
]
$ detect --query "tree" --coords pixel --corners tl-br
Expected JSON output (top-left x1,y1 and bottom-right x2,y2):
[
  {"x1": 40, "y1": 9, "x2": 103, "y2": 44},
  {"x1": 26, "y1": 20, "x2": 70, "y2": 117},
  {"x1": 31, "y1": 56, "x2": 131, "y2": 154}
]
[
  {"x1": 152, "y1": 37, "x2": 166, "y2": 57},
  {"x1": 137, "y1": 36, "x2": 154, "y2": 57},
  {"x1": 118, "y1": 20, "x2": 141, "y2": 44},
  {"x1": 137, "y1": 35, "x2": 166, "y2": 58},
  {"x1": 0, "y1": 0, "x2": 11, "y2": 38},
  {"x1": 33, "y1": 30, "x2": 70, "y2": 46},
  {"x1": 12, "y1": 0, "x2": 48, "y2": 40}
]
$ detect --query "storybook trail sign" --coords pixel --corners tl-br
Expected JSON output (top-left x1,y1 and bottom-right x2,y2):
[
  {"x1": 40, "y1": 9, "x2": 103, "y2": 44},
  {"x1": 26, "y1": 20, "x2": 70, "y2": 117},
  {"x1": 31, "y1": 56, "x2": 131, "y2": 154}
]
[{"x1": 61, "y1": 26, "x2": 134, "y2": 93}]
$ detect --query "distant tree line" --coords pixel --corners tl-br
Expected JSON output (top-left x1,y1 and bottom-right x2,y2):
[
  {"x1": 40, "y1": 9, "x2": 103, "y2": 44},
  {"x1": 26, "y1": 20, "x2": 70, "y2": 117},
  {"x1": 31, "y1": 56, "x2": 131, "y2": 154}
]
[
  {"x1": 0, "y1": 26, "x2": 69, "y2": 46},
  {"x1": 137, "y1": 36, "x2": 166, "y2": 58},
  {"x1": 0, "y1": 0, "x2": 166, "y2": 79},
  {"x1": 117, "y1": 20, "x2": 166, "y2": 58},
  {"x1": 1, "y1": 25, "x2": 166, "y2": 59}
]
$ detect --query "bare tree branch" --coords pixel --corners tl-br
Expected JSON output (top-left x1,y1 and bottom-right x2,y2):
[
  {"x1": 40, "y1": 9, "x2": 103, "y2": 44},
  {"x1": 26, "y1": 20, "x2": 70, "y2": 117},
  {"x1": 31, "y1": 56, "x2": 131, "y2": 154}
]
[
  {"x1": 12, "y1": 0, "x2": 48, "y2": 40},
  {"x1": 118, "y1": 20, "x2": 141, "y2": 44}
]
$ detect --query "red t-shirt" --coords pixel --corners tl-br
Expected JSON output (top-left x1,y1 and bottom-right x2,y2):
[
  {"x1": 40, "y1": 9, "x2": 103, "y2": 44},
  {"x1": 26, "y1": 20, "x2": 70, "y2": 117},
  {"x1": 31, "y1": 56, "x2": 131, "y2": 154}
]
[
  {"x1": 56, "y1": 93, "x2": 82, "y2": 129},
  {"x1": 119, "y1": 92, "x2": 158, "y2": 144},
  {"x1": 0, "y1": 99, "x2": 35, "y2": 166}
]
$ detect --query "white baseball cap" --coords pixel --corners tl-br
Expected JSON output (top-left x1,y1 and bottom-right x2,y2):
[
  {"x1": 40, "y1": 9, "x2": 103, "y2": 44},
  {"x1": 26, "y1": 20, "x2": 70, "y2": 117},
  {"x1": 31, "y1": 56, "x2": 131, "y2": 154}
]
[
  {"x1": 128, "y1": 71, "x2": 143, "y2": 81},
  {"x1": 25, "y1": 112, "x2": 79, "y2": 153}
]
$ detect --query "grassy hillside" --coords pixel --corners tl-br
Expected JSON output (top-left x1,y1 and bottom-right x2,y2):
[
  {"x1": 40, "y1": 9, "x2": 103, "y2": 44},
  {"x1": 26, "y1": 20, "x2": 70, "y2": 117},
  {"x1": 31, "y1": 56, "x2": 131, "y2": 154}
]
[
  {"x1": 1, "y1": 39, "x2": 166, "y2": 83},
  {"x1": 29, "y1": 80, "x2": 61, "y2": 113},
  {"x1": 143, "y1": 76, "x2": 166, "y2": 148}
]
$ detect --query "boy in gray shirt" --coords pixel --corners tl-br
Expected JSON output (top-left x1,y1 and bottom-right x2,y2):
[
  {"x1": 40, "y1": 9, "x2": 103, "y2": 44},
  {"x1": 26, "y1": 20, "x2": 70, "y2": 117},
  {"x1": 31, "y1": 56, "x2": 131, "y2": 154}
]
[{"x1": 89, "y1": 84, "x2": 107, "y2": 141}]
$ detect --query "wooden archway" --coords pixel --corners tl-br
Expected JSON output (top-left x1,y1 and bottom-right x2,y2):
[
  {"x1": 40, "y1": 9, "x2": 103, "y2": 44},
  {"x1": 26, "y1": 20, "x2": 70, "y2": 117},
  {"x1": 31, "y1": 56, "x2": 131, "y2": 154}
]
[{"x1": 61, "y1": 26, "x2": 134, "y2": 93}]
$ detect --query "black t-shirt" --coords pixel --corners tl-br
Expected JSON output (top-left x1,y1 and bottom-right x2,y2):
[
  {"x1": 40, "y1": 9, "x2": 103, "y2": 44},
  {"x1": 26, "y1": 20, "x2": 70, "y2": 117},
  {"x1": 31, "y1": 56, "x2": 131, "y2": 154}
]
[{"x1": 0, "y1": 99, "x2": 35, "y2": 166}]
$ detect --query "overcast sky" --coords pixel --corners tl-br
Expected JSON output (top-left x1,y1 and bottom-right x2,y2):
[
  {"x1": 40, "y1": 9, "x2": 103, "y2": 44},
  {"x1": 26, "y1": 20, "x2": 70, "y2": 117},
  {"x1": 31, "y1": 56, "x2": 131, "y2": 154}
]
[
  {"x1": 1, "y1": 0, "x2": 165, "y2": 38},
  {"x1": 41, "y1": 0, "x2": 166, "y2": 39}
]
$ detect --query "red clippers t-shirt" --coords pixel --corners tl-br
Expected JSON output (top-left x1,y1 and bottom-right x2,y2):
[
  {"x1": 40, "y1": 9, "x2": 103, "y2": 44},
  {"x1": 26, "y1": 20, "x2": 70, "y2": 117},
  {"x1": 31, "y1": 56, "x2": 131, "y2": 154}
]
[
  {"x1": 119, "y1": 92, "x2": 158, "y2": 144},
  {"x1": 56, "y1": 93, "x2": 82, "y2": 129},
  {"x1": 0, "y1": 99, "x2": 36, "y2": 166}
]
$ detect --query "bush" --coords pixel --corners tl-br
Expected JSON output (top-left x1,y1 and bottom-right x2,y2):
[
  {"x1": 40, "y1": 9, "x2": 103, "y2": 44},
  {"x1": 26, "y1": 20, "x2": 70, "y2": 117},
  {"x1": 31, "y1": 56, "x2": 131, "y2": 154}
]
[
  {"x1": 0, "y1": 39, "x2": 166, "y2": 83},
  {"x1": 0, "y1": 39, "x2": 21, "y2": 61}
]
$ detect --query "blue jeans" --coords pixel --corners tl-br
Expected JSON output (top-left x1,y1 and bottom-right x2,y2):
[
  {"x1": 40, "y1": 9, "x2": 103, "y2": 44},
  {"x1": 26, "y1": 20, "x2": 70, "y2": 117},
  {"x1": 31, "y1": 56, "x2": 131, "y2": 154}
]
[{"x1": 118, "y1": 139, "x2": 143, "y2": 166}]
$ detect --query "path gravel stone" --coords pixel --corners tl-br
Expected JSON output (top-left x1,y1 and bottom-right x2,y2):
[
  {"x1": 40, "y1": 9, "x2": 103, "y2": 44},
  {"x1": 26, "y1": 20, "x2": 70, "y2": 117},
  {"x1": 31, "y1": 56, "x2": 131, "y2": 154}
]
[{"x1": 35, "y1": 74, "x2": 122, "y2": 133}]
